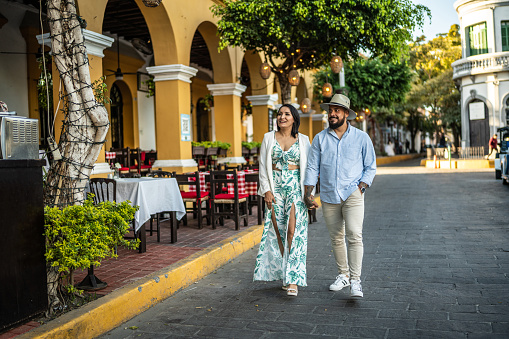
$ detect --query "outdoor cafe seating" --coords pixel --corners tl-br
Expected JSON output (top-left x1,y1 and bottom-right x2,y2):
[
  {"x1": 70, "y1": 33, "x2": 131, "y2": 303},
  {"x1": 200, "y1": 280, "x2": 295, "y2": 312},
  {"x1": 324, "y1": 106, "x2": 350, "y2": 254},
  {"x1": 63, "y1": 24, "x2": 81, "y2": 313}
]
[{"x1": 106, "y1": 148, "x2": 157, "y2": 175}]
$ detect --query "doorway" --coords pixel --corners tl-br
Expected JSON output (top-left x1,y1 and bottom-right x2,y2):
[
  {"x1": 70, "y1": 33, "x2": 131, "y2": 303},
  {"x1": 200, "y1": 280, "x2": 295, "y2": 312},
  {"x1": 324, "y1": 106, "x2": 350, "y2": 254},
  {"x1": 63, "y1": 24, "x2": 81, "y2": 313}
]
[
  {"x1": 468, "y1": 99, "x2": 489, "y2": 152},
  {"x1": 110, "y1": 83, "x2": 124, "y2": 149}
]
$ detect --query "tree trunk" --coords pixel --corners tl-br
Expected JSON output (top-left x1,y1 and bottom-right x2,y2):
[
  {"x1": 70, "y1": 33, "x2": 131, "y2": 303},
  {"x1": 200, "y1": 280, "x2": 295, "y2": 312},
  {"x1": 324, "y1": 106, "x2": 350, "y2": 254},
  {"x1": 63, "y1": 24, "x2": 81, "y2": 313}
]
[
  {"x1": 44, "y1": 0, "x2": 109, "y2": 208},
  {"x1": 277, "y1": 72, "x2": 292, "y2": 105}
]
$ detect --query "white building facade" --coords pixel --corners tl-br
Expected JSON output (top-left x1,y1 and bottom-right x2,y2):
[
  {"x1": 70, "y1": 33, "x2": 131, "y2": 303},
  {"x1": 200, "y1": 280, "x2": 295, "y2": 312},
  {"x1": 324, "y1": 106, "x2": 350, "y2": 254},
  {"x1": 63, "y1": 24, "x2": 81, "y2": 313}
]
[{"x1": 452, "y1": 0, "x2": 509, "y2": 149}]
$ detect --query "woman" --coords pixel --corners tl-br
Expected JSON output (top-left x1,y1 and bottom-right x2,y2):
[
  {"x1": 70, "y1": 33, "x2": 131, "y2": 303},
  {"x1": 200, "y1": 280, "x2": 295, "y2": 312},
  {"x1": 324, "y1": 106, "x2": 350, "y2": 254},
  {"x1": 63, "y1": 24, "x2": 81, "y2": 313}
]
[{"x1": 253, "y1": 104, "x2": 312, "y2": 297}]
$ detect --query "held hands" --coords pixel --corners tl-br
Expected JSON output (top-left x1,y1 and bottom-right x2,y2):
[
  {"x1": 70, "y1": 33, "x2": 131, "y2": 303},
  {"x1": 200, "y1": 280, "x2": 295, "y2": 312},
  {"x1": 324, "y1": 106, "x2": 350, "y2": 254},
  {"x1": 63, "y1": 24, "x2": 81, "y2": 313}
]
[
  {"x1": 264, "y1": 191, "x2": 276, "y2": 210},
  {"x1": 304, "y1": 194, "x2": 318, "y2": 209}
]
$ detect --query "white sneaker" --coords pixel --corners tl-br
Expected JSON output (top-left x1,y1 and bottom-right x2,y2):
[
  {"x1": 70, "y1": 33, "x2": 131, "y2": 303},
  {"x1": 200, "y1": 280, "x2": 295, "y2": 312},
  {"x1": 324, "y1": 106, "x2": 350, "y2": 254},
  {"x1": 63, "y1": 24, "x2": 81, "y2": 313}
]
[
  {"x1": 350, "y1": 279, "x2": 363, "y2": 297},
  {"x1": 329, "y1": 274, "x2": 350, "y2": 291}
]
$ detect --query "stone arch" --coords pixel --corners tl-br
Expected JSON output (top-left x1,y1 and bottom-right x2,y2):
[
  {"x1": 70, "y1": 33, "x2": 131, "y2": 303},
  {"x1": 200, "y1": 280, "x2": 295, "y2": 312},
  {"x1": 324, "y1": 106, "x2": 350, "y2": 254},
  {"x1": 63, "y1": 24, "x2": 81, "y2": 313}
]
[
  {"x1": 138, "y1": 1, "x2": 178, "y2": 65},
  {"x1": 109, "y1": 80, "x2": 134, "y2": 149},
  {"x1": 243, "y1": 50, "x2": 271, "y2": 96},
  {"x1": 464, "y1": 91, "x2": 492, "y2": 149},
  {"x1": 194, "y1": 21, "x2": 233, "y2": 83}
]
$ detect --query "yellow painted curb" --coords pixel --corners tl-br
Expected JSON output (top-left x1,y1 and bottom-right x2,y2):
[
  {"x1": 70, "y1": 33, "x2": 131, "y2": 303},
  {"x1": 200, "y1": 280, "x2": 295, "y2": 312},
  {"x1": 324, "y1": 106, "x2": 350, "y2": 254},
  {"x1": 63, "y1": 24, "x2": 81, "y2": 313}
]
[
  {"x1": 376, "y1": 153, "x2": 422, "y2": 166},
  {"x1": 20, "y1": 225, "x2": 264, "y2": 339}
]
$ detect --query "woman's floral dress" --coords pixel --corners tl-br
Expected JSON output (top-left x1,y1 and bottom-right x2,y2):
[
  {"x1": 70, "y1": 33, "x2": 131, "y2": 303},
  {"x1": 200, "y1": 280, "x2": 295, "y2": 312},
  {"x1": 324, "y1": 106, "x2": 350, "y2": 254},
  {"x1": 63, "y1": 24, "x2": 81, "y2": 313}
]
[{"x1": 253, "y1": 140, "x2": 308, "y2": 287}]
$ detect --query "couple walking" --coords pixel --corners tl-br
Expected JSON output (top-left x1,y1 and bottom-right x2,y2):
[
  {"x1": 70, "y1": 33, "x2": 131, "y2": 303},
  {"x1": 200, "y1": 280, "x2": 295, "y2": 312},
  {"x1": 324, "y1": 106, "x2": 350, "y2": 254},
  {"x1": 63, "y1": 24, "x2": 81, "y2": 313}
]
[{"x1": 253, "y1": 93, "x2": 377, "y2": 298}]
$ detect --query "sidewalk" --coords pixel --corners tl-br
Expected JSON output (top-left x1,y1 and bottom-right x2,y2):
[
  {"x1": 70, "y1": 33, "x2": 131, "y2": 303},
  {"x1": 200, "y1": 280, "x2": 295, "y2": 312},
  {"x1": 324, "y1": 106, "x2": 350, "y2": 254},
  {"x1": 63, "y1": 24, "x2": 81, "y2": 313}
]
[{"x1": 2, "y1": 213, "x2": 264, "y2": 339}]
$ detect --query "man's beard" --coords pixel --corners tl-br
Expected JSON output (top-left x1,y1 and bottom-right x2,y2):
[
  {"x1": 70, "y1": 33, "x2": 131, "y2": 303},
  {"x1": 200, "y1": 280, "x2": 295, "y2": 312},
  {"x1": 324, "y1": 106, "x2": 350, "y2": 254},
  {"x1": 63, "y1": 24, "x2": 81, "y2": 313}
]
[{"x1": 329, "y1": 115, "x2": 346, "y2": 129}]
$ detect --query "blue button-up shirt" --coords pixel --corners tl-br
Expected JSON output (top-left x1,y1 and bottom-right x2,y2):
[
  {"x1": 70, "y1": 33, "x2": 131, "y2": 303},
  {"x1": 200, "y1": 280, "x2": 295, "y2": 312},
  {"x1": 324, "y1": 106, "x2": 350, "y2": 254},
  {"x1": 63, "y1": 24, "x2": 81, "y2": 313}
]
[{"x1": 304, "y1": 124, "x2": 376, "y2": 203}]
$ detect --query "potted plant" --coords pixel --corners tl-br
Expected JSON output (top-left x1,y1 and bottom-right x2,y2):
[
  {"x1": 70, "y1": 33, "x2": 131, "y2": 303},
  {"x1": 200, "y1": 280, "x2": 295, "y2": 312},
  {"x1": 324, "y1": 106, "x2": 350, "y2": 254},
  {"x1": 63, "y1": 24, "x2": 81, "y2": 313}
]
[
  {"x1": 213, "y1": 141, "x2": 231, "y2": 156},
  {"x1": 192, "y1": 141, "x2": 205, "y2": 157}
]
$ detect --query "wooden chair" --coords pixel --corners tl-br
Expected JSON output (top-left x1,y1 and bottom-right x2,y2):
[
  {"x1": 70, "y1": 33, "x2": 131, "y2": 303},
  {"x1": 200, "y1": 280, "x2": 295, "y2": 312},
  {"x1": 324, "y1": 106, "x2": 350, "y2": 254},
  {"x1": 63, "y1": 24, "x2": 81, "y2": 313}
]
[
  {"x1": 130, "y1": 148, "x2": 152, "y2": 174},
  {"x1": 209, "y1": 170, "x2": 249, "y2": 230},
  {"x1": 110, "y1": 147, "x2": 130, "y2": 174},
  {"x1": 146, "y1": 171, "x2": 176, "y2": 242},
  {"x1": 88, "y1": 178, "x2": 116, "y2": 205},
  {"x1": 244, "y1": 172, "x2": 264, "y2": 225},
  {"x1": 218, "y1": 164, "x2": 241, "y2": 171},
  {"x1": 174, "y1": 171, "x2": 210, "y2": 229},
  {"x1": 89, "y1": 178, "x2": 144, "y2": 252}
]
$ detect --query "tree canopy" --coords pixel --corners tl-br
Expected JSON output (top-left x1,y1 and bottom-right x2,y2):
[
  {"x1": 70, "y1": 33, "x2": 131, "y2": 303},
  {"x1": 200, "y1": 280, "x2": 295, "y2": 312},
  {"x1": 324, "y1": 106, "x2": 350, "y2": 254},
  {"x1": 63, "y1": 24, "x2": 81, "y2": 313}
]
[
  {"x1": 212, "y1": 0, "x2": 430, "y2": 103},
  {"x1": 407, "y1": 25, "x2": 462, "y2": 147}
]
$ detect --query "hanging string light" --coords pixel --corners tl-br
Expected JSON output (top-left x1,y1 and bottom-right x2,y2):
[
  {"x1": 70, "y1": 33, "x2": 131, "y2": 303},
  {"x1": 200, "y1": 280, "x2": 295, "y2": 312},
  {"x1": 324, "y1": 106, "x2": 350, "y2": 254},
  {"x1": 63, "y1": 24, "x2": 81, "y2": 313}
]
[
  {"x1": 301, "y1": 98, "x2": 311, "y2": 113},
  {"x1": 330, "y1": 55, "x2": 343, "y2": 73},
  {"x1": 288, "y1": 69, "x2": 300, "y2": 86},
  {"x1": 259, "y1": 62, "x2": 271, "y2": 79},
  {"x1": 142, "y1": 0, "x2": 162, "y2": 7}
]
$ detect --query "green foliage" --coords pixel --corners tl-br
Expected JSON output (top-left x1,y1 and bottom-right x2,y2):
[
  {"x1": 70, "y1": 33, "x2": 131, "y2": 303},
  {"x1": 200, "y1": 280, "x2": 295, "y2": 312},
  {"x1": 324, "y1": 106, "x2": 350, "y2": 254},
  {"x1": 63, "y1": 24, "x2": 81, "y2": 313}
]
[
  {"x1": 143, "y1": 78, "x2": 155, "y2": 98},
  {"x1": 242, "y1": 141, "x2": 261, "y2": 150},
  {"x1": 407, "y1": 26, "x2": 462, "y2": 145},
  {"x1": 212, "y1": 0, "x2": 429, "y2": 103},
  {"x1": 212, "y1": 0, "x2": 429, "y2": 64},
  {"x1": 409, "y1": 24, "x2": 462, "y2": 82},
  {"x1": 313, "y1": 57, "x2": 413, "y2": 123},
  {"x1": 44, "y1": 196, "x2": 139, "y2": 278},
  {"x1": 92, "y1": 76, "x2": 112, "y2": 106},
  {"x1": 36, "y1": 53, "x2": 53, "y2": 113},
  {"x1": 191, "y1": 140, "x2": 231, "y2": 150},
  {"x1": 198, "y1": 94, "x2": 214, "y2": 111}
]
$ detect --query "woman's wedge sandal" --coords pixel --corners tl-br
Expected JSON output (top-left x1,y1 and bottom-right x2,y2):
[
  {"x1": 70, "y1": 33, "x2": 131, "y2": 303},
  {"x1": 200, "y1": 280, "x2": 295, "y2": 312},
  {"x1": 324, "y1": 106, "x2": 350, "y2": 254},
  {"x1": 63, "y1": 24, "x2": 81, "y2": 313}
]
[{"x1": 287, "y1": 288, "x2": 298, "y2": 296}]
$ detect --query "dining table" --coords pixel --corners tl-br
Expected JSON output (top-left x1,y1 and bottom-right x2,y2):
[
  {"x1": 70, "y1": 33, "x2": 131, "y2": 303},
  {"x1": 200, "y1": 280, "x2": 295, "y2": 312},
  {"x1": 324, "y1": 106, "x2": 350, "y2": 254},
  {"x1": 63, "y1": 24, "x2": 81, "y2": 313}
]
[{"x1": 114, "y1": 177, "x2": 186, "y2": 252}]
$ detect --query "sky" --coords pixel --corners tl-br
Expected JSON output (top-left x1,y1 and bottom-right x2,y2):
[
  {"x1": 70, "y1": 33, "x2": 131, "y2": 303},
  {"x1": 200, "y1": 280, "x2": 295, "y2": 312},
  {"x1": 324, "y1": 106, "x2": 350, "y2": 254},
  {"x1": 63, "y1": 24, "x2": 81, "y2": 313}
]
[{"x1": 411, "y1": 0, "x2": 460, "y2": 41}]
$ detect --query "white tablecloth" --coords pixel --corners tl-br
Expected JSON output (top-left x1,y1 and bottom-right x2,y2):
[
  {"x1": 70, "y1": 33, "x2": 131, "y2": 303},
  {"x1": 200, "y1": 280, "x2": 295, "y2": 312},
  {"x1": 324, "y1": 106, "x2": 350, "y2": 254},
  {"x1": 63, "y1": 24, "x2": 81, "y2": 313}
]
[{"x1": 115, "y1": 177, "x2": 186, "y2": 232}]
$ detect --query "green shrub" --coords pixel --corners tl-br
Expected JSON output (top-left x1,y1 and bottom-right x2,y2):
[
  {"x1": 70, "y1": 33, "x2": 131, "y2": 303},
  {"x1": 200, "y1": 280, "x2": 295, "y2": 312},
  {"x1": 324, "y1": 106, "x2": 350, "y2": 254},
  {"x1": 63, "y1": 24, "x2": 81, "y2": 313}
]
[{"x1": 44, "y1": 196, "x2": 139, "y2": 289}]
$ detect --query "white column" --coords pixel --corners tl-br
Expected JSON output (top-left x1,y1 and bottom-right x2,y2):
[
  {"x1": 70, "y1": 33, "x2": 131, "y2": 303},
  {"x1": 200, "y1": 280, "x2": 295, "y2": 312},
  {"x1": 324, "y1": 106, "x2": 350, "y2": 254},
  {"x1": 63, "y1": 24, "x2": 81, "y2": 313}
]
[
  {"x1": 36, "y1": 29, "x2": 114, "y2": 57},
  {"x1": 246, "y1": 94, "x2": 279, "y2": 107},
  {"x1": 147, "y1": 65, "x2": 199, "y2": 169},
  {"x1": 207, "y1": 83, "x2": 247, "y2": 164}
]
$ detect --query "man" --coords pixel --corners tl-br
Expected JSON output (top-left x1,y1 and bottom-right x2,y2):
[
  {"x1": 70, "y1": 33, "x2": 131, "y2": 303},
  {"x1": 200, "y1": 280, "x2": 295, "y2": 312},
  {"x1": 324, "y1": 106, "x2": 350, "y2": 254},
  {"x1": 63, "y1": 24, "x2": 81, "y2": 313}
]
[
  {"x1": 304, "y1": 93, "x2": 376, "y2": 298},
  {"x1": 487, "y1": 134, "x2": 498, "y2": 159}
]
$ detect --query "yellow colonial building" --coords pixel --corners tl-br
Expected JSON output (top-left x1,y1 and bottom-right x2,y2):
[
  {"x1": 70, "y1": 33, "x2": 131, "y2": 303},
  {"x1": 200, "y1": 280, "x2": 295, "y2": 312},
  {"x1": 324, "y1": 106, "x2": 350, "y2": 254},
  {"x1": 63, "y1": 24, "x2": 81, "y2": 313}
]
[{"x1": 0, "y1": 0, "x2": 322, "y2": 174}]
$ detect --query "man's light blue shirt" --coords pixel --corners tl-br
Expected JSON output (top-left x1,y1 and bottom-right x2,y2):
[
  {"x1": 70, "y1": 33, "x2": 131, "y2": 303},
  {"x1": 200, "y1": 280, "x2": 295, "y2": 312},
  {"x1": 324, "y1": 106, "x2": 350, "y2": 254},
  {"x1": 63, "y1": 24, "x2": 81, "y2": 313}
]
[{"x1": 304, "y1": 123, "x2": 376, "y2": 204}]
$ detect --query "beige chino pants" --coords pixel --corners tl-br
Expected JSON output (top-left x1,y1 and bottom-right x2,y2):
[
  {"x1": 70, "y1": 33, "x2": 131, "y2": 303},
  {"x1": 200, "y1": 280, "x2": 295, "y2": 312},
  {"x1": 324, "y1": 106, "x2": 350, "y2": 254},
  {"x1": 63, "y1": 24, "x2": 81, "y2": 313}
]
[{"x1": 322, "y1": 189, "x2": 365, "y2": 280}]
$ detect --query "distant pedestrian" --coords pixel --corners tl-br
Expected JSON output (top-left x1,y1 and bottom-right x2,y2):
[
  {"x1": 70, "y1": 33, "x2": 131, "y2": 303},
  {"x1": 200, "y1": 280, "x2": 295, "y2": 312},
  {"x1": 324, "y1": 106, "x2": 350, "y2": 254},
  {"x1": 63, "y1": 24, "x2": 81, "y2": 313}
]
[
  {"x1": 405, "y1": 139, "x2": 410, "y2": 153},
  {"x1": 384, "y1": 140, "x2": 395, "y2": 156},
  {"x1": 487, "y1": 133, "x2": 498, "y2": 158},
  {"x1": 304, "y1": 93, "x2": 376, "y2": 298},
  {"x1": 254, "y1": 104, "x2": 312, "y2": 297}
]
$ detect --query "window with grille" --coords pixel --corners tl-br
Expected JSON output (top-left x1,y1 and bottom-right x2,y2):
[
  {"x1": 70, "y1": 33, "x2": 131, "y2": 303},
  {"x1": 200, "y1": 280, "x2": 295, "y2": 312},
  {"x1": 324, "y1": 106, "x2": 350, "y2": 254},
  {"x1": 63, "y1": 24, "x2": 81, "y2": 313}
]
[
  {"x1": 502, "y1": 21, "x2": 509, "y2": 52},
  {"x1": 468, "y1": 22, "x2": 488, "y2": 56}
]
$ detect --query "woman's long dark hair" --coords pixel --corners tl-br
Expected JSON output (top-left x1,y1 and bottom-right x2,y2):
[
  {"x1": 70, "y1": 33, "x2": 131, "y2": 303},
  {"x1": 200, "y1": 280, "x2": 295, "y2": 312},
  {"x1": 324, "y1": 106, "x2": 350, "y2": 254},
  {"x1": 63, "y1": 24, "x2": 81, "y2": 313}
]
[{"x1": 277, "y1": 104, "x2": 300, "y2": 138}]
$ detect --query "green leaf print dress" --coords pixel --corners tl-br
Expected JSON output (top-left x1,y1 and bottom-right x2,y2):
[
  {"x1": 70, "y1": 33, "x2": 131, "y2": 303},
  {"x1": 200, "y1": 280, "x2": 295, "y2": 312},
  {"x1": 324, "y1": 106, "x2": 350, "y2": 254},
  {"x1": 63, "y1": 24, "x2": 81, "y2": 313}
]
[{"x1": 253, "y1": 140, "x2": 308, "y2": 287}]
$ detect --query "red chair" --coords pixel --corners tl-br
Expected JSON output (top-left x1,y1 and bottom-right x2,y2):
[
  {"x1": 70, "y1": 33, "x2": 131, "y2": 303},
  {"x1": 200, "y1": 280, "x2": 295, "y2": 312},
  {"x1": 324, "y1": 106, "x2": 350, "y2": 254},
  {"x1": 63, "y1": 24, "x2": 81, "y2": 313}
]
[
  {"x1": 130, "y1": 148, "x2": 152, "y2": 174},
  {"x1": 174, "y1": 172, "x2": 210, "y2": 229},
  {"x1": 209, "y1": 170, "x2": 248, "y2": 230}
]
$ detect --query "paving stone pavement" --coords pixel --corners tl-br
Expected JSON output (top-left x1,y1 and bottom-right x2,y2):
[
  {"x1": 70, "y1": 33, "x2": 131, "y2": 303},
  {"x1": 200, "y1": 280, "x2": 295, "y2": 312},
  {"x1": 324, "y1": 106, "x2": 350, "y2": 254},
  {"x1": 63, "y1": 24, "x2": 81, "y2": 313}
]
[{"x1": 100, "y1": 160, "x2": 509, "y2": 339}]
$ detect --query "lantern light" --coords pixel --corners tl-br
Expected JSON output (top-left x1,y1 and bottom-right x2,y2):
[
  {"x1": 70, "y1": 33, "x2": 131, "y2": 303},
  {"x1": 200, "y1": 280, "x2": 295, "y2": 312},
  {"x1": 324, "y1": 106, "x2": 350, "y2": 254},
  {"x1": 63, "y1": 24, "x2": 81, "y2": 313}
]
[
  {"x1": 330, "y1": 55, "x2": 343, "y2": 73},
  {"x1": 301, "y1": 98, "x2": 311, "y2": 113},
  {"x1": 322, "y1": 82, "x2": 333, "y2": 98},
  {"x1": 259, "y1": 62, "x2": 271, "y2": 79},
  {"x1": 288, "y1": 70, "x2": 300, "y2": 86}
]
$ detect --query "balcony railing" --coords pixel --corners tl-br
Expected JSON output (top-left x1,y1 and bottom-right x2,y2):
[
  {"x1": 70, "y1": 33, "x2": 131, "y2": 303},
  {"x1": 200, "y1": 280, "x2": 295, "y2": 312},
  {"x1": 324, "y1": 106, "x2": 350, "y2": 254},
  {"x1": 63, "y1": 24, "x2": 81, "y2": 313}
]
[{"x1": 452, "y1": 52, "x2": 509, "y2": 79}]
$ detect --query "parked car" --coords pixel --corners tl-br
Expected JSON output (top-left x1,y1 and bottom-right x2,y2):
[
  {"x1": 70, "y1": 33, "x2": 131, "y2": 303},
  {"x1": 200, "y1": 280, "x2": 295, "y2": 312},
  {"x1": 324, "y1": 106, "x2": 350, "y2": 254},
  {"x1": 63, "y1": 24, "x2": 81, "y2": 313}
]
[{"x1": 495, "y1": 126, "x2": 509, "y2": 184}]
